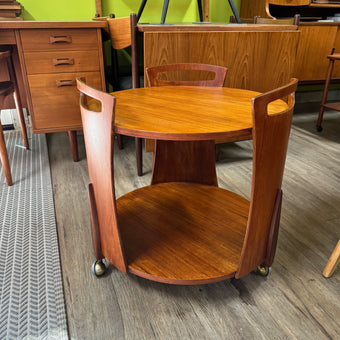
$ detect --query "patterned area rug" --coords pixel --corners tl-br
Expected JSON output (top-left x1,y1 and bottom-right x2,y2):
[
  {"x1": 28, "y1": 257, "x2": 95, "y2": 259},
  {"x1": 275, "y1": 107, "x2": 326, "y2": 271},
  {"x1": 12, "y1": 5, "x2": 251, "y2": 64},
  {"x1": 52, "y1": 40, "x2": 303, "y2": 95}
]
[{"x1": 0, "y1": 130, "x2": 68, "y2": 339}]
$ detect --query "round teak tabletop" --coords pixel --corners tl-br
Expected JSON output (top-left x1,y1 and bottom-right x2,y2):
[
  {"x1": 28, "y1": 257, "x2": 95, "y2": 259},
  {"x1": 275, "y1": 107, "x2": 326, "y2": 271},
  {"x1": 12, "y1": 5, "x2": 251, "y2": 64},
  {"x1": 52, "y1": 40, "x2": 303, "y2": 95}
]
[{"x1": 113, "y1": 86, "x2": 288, "y2": 141}]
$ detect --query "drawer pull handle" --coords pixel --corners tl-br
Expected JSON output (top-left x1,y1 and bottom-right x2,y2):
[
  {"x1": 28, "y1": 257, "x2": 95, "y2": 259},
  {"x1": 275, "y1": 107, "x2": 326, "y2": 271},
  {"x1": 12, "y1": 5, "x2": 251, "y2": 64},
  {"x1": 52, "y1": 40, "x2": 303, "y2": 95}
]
[
  {"x1": 50, "y1": 35, "x2": 72, "y2": 44},
  {"x1": 53, "y1": 58, "x2": 75, "y2": 66},
  {"x1": 56, "y1": 79, "x2": 76, "y2": 87}
]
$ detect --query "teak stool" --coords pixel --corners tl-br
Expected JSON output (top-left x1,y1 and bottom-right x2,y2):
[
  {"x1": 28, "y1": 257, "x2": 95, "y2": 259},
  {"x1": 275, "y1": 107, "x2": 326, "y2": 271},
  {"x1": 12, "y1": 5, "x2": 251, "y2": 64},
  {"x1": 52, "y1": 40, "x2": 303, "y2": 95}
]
[
  {"x1": 317, "y1": 51, "x2": 340, "y2": 132},
  {"x1": 0, "y1": 48, "x2": 29, "y2": 186}
]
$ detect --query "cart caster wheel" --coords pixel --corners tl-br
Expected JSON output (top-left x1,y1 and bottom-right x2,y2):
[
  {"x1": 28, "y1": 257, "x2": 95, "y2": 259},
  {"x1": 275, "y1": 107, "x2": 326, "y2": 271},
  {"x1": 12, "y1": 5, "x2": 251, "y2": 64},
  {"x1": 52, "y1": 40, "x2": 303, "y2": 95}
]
[
  {"x1": 257, "y1": 265, "x2": 271, "y2": 277},
  {"x1": 316, "y1": 125, "x2": 323, "y2": 132},
  {"x1": 91, "y1": 260, "x2": 106, "y2": 277}
]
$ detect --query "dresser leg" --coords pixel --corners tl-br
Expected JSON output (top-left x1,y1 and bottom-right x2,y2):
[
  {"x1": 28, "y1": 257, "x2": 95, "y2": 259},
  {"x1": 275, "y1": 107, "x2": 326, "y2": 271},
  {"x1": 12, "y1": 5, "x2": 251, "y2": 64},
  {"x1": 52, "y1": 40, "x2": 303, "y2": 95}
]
[
  {"x1": 0, "y1": 123, "x2": 13, "y2": 186},
  {"x1": 67, "y1": 130, "x2": 79, "y2": 162}
]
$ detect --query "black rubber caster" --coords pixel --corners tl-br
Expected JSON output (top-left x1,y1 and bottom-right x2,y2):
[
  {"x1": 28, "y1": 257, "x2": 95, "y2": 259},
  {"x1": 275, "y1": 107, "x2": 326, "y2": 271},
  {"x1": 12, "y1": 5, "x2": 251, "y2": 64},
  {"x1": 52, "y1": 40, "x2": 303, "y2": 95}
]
[
  {"x1": 91, "y1": 259, "x2": 106, "y2": 277},
  {"x1": 316, "y1": 125, "x2": 323, "y2": 132}
]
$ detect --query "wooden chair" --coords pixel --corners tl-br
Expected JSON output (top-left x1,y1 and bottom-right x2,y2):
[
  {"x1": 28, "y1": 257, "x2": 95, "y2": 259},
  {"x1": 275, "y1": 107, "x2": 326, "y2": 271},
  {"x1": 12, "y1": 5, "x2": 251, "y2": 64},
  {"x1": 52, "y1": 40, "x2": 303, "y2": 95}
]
[
  {"x1": 323, "y1": 240, "x2": 340, "y2": 278},
  {"x1": 145, "y1": 62, "x2": 244, "y2": 158},
  {"x1": 254, "y1": 14, "x2": 300, "y2": 25},
  {"x1": 106, "y1": 13, "x2": 143, "y2": 176},
  {"x1": 317, "y1": 51, "x2": 340, "y2": 132},
  {"x1": 77, "y1": 77, "x2": 298, "y2": 284},
  {"x1": 0, "y1": 48, "x2": 29, "y2": 186},
  {"x1": 145, "y1": 63, "x2": 227, "y2": 87}
]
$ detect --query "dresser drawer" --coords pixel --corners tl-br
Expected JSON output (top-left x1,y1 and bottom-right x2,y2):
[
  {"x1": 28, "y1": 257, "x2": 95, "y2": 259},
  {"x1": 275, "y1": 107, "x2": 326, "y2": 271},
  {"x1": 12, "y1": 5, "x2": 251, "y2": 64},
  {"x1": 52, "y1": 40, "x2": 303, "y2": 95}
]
[
  {"x1": 24, "y1": 51, "x2": 100, "y2": 74},
  {"x1": 20, "y1": 29, "x2": 98, "y2": 52},
  {"x1": 27, "y1": 71, "x2": 102, "y2": 130}
]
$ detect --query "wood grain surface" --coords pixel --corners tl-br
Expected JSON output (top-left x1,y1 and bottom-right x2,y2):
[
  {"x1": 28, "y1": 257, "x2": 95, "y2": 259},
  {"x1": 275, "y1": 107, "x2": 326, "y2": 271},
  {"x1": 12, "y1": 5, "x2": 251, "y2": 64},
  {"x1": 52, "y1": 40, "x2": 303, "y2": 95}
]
[
  {"x1": 118, "y1": 182, "x2": 249, "y2": 284},
  {"x1": 28, "y1": 71, "x2": 101, "y2": 130},
  {"x1": 269, "y1": 0, "x2": 309, "y2": 5},
  {"x1": 294, "y1": 25, "x2": 340, "y2": 81},
  {"x1": 104, "y1": 87, "x2": 287, "y2": 140},
  {"x1": 143, "y1": 31, "x2": 300, "y2": 92},
  {"x1": 48, "y1": 105, "x2": 340, "y2": 339}
]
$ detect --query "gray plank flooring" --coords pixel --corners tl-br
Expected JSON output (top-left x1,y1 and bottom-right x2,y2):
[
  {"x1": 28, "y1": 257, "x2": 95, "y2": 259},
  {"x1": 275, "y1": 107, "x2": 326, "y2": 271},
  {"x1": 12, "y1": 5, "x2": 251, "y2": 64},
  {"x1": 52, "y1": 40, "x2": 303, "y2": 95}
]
[{"x1": 47, "y1": 105, "x2": 340, "y2": 340}]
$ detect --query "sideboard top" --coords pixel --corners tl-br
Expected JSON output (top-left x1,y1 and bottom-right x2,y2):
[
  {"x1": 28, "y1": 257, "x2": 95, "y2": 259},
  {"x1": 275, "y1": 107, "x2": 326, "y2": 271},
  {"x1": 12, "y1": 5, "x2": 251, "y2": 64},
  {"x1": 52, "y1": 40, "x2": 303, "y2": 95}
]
[
  {"x1": 137, "y1": 22, "x2": 299, "y2": 32},
  {"x1": 0, "y1": 21, "x2": 107, "y2": 29}
]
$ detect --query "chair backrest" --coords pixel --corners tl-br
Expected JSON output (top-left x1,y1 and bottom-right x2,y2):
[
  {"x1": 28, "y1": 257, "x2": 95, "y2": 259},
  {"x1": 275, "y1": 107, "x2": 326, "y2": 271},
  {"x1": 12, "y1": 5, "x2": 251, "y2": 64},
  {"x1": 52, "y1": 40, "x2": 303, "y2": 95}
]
[
  {"x1": 107, "y1": 13, "x2": 140, "y2": 89},
  {"x1": 0, "y1": 48, "x2": 17, "y2": 103},
  {"x1": 0, "y1": 50, "x2": 11, "y2": 61},
  {"x1": 76, "y1": 78, "x2": 126, "y2": 273},
  {"x1": 236, "y1": 78, "x2": 298, "y2": 278},
  {"x1": 0, "y1": 48, "x2": 15, "y2": 87},
  {"x1": 145, "y1": 63, "x2": 227, "y2": 87},
  {"x1": 254, "y1": 14, "x2": 300, "y2": 25},
  {"x1": 107, "y1": 15, "x2": 132, "y2": 50}
]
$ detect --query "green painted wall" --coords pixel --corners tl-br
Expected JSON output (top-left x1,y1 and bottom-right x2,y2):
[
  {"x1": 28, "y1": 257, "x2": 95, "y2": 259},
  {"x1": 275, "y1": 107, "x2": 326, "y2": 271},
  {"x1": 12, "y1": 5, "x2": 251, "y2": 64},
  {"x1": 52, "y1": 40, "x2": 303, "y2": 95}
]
[{"x1": 20, "y1": 0, "x2": 241, "y2": 23}]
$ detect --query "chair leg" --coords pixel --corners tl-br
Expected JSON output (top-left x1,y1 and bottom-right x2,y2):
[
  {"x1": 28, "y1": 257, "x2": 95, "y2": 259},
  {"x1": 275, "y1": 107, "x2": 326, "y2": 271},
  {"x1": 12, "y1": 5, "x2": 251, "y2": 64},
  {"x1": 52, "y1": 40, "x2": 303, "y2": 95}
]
[
  {"x1": 215, "y1": 144, "x2": 219, "y2": 162},
  {"x1": 323, "y1": 240, "x2": 340, "y2": 278},
  {"x1": 116, "y1": 134, "x2": 124, "y2": 150},
  {"x1": 0, "y1": 123, "x2": 13, "y2": 186},
  {"x1": 317, "y1": 59, "x2": 335, "y2": 132},
  {"x1": 12, "y1": 86, "x2": 29, "y2": 149},
  {"x1": 161, "y1": 0, "x2": 170, "y2": 24},
  {"x1": 197, "y1": 0, "x2": 203, "y2": 22},
  {"x1": 67, "y1": 130, "x2": 79, "y2": 162},
  {"x1": 137, "y1": 0, "x2": 148, "y2": 22},
  {"x1": 135, "y1": 137, "x2": 143, "y2": 176}
]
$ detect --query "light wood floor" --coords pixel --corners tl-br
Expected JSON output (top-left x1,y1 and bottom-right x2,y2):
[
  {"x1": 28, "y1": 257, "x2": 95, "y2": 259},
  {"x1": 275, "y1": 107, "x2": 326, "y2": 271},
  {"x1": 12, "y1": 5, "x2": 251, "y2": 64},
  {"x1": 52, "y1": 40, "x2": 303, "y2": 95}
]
[{"x1": 47, "y1": 105, "x2": 340, "y2": 340}]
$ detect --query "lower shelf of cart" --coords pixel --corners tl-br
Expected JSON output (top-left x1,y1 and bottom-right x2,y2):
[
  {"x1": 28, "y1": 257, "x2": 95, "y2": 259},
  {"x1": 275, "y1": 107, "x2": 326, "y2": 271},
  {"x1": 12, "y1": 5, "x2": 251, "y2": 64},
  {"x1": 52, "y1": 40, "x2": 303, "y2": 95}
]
[{"x1": 116, "y1": 182, "x2": 249, "y2": 285}]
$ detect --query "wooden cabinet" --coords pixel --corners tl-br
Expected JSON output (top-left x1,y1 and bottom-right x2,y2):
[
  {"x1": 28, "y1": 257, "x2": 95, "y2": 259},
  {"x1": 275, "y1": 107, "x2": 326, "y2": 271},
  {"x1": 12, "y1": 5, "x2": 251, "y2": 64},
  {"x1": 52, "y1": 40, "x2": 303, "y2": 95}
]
[
  {"x1": 294, "y1": 24, "x2": 340, "y2": 81},
  {"x1": 139, "y1": 24, "x2": 299, "y2": 93},
  {"x1": 19, "y1": 26, "x2": 105, "y2": 133},
  {"x1": 27, "y1": 71, "x2": 102, "y2": 130},
  {"x1": 240, "y1": 0, "x2": 340, "y2": 82},
  {"x1": 0, "y1": 22, "x2": 107, "y2": 134}
]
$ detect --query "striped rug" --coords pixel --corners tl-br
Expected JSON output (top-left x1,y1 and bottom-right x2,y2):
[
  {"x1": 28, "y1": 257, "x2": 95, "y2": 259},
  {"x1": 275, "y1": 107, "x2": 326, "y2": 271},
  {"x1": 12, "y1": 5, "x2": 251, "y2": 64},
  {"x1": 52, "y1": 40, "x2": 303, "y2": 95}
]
[{"x1": 0, "y1": 130, "x2": 68, "y2": 339}]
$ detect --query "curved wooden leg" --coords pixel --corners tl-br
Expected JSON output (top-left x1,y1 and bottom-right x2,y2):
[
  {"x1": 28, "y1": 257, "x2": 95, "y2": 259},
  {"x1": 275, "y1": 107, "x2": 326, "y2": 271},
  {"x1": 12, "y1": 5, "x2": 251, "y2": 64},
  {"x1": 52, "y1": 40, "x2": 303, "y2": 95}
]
[
  {"x1": 67, "y1": 130, "x2": 79, "y2": 162},
  {"x1": 136, "y1": 137, "x2": 143, "y2": 176},
  {"x1": 151, "y1": 140, "x2": 217, "y2": 186},
  {"x1": 89, "y1": 183, "x2": 107, "y2": 277},
  {"x1": 323, "y1": 240, "x2": 340, "y2": 278},
  {"x1": 13, "y1": 87, "x2": 29, "y2": 149},
  {"x1": 263, "y1": 189, "x2": 283, "y2": 267},
  {"x1": 317, "y1": 59, "x2": 335, "y2": 132},
  {"x1": 215, "y1": 144, "x2": 219, "y2": 162},
  {"x1": 88, "y1": 183, "x2": 104, "y2": 260},
  {"x1": 116, "y1": 134, "x2": 123, "y2": 150},
  {"x1": 0, "y1": 123, "x2": 12, "y2": 186}
]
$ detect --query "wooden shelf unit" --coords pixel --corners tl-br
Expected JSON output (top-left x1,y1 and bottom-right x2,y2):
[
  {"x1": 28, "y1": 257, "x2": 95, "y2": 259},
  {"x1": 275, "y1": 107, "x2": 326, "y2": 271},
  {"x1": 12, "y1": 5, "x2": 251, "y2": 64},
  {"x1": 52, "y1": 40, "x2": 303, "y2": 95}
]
[{"x1": 240, "y1": 0, "x2": 340, "y2": 83}]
